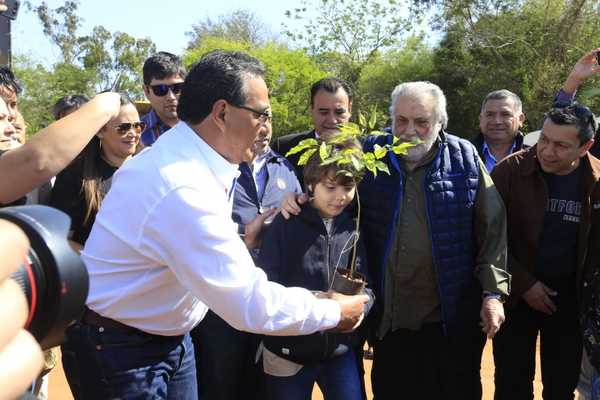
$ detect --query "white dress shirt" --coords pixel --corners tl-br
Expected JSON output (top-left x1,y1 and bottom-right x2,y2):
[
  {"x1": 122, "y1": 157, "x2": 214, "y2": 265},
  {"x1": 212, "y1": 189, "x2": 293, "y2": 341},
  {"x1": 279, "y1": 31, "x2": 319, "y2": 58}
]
[{"x1": 82, "y1": 122, "x2": 341, "y2": 336}]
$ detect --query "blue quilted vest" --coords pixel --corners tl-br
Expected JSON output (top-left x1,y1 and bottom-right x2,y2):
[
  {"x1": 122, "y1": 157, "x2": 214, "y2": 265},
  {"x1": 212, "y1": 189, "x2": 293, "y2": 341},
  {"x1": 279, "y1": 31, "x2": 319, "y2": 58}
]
[{"x1": 360, "y1": 132, "x2": 481, "y2": 334}]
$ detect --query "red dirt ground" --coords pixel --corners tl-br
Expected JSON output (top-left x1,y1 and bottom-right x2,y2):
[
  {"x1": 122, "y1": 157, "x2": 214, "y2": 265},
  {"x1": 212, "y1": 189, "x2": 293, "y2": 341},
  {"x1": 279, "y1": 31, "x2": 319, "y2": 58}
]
[{"x1": 48, "y1": 339, "x2": 548, "y2": 399}]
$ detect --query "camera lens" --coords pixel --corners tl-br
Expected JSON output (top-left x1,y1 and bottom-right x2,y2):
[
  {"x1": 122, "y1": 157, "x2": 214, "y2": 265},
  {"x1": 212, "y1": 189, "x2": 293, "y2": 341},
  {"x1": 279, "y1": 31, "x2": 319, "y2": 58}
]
[{"x1": 0, "y1": 205, "x2": 89, "y2": 350}]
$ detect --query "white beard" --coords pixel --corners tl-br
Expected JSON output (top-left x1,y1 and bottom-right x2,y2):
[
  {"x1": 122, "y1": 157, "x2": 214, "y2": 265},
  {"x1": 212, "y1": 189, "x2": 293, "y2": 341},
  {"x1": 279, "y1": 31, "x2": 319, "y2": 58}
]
[{"x1": 398, "y1": 132, "x2": 437, "y2": 164}]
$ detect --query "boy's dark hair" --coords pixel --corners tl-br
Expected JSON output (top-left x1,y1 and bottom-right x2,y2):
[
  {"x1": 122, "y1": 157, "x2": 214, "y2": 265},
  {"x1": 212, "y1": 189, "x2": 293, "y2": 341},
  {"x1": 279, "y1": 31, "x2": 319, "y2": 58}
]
[
  {"x1": 545, "y1": 103, "x2": 597, "y2": 145},
  {"x1": 0, "y1": 65, "x2": 22, "y2": 95},
  {"x1": 52, "y1": 94, "x2": 90, "y2": 120},
  {"x1": 303, "y1": 138, "x2": 364, "y2": 193},
  {"x1": 310, "y1": 77, "x2": 353, "y2": 106},
  {"x1": 142, "y1": 52, "x2": 187, "y2": 85},
  {"x1": 177, "y1": 50, "x2": 266, "y2": 125}
]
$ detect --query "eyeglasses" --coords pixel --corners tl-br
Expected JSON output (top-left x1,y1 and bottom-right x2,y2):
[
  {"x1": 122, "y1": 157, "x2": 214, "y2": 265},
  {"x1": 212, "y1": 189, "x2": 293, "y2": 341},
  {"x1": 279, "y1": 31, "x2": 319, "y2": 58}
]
[
  {"x1": 552, "y1": 101, "x2": 598, "y2": 136},
  {"x1": 231, "y1": 104, "x2": 272, "y2": 124},
  {"x1": 114, "y1": 122, "x2": 146, "y2": 134},
  {"x1": 148, "y1": 83, "x2": 184, "y2": 97}
]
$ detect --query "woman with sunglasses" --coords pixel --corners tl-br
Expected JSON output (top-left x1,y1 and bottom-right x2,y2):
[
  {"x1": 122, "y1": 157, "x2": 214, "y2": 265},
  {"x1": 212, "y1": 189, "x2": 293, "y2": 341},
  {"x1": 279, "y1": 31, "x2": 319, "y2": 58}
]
[{"x1": 50, "y1": 93, "x2": 145, "y2": 252}]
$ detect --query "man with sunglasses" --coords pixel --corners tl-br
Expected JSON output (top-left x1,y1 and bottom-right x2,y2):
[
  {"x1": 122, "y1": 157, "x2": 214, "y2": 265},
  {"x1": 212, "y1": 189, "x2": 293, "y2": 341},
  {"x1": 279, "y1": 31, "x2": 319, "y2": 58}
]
[
  {"x1": 141, "y1": 52, "x2": 186, "y2": 147},
  {"x1": 491, "y1": 103, "x2": 600, "y2": 400}
]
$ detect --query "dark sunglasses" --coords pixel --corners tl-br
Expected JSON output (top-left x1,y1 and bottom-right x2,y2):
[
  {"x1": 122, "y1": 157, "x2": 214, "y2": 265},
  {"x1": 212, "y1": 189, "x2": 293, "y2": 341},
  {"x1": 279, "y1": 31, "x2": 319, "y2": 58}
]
[
  {"x1": 552, "y1": 101, "x2": 598, "y2": 135},
  {"x1": 114, "y1": 122, "x2": 146, "y2": 134},
  {"x1": 148, "y1": 83, "x2": 184, "y2": 97}
]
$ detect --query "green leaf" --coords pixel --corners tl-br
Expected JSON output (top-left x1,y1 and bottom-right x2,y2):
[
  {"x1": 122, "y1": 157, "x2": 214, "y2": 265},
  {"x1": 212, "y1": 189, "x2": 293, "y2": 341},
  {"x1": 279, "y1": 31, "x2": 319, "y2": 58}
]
[
  {"x1": 373, "y1": 144, "x2": 387, "y2": 159},
  {"x1": 321, "y1": 154, "x2": 343, "y2": 165},
  {"x1": 375, "y1": 161, "x2": 390, "y2": 175},
  {"x1": 358, "y1": 113, "x2": 367, "y2": 128},
  {"x1": 329, "y1": 132, "x2": 352, "y2": 144},
  {"x1": 319, "y1": 141, "x2": 331, "y2": 160},
  {"x1": 365, "y1": 162, "x2": 377, "y2": 177},
  {"x1": 350, "y1": 154, "x2": 363, "y2": 171},
  {"x1": 392, "y1": 142, "x2": 416, "y2": 155},
  {"x1": 339, "y1": 122, "x2": 361, "y2": 136},
  {"x1": 286, "y1": 138, "x2": 319, "y2": 156},
  {"x1": 298, "y1": 148, "x2": 317, "y2": 166},
  {"x1": 368, "y1": 111, "x2": 377, "y2": 130}
]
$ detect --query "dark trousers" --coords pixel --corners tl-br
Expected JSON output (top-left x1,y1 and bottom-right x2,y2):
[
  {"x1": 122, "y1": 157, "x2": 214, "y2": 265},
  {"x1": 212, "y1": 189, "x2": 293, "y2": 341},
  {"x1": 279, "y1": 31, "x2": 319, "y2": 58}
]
[
  {"x1": 493, "y1": 281, "x2": 582, "y2": 400},
  {"x1": 264, "y1": 350, "x2": 362, "y2": 400},
  {"x1": 191, "y1": 310, "x2": 264, "y2": 400},
  {"x1": 371, "y1": 321, "x2": 486, "y2": 400},
  {"x1": 61, "y1": 323, "x2": 197, "y2": 400}
]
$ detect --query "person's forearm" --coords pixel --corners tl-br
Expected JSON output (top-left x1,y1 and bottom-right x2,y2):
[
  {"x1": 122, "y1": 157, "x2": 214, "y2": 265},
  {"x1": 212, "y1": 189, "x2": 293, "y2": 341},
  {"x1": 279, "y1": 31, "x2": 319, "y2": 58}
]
[
  {"x1": 0, "y1": 93, "x2": 119, "y2": 203},
  {"x1": 562, "y1": 73, "x2": 583, "y2": 96}
]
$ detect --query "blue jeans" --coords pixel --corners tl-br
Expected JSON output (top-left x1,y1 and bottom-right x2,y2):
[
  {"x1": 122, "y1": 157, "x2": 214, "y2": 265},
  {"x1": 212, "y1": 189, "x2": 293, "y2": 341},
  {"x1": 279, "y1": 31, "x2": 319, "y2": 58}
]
[
  {"x1": 264, "y1": 350, "x2": 362, "y2": 400},
  {"x1": 61, "y1": 322, "x2": 197, "y2": 400}
]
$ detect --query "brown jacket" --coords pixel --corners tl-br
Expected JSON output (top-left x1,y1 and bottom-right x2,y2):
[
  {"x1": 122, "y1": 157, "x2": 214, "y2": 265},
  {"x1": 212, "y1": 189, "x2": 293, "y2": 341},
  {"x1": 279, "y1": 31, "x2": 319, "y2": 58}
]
[{"x1": 491, "y1": 146, "x2": 600, "y2": 307}]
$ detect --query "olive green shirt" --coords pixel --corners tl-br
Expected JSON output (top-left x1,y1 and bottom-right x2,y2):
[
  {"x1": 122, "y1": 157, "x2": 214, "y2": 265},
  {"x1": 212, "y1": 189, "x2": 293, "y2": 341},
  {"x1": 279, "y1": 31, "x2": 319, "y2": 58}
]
[{"x1": 379, "y1": 140, "x2": 510, "y2": 337}]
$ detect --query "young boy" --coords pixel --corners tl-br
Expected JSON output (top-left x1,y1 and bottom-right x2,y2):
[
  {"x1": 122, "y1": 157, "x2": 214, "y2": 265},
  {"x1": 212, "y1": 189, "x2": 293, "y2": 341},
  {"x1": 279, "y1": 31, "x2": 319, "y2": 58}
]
[{"x1": 257, "y1": 140, "x2": 373, "y2": 400}]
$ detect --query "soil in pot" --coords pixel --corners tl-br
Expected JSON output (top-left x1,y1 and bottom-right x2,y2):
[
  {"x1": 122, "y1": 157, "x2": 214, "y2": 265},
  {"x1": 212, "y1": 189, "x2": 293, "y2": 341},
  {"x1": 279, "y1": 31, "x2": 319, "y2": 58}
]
[{"x1": 331, "y1": 268, "x2": 366, "y2": 295}]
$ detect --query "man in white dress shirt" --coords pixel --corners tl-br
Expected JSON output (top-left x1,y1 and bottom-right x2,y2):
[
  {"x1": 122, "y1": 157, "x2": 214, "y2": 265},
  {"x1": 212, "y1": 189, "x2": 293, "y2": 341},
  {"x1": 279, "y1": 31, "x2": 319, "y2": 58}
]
[{"x1": 60, "y1": 50, "x2": 369, "y2": 399}]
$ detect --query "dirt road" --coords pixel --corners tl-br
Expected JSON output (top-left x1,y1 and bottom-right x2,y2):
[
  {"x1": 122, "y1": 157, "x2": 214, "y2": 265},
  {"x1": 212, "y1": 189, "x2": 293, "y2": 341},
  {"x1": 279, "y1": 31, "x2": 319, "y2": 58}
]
[{"x1": 48, "y1": 339, "x2": 544, "y2": 399}]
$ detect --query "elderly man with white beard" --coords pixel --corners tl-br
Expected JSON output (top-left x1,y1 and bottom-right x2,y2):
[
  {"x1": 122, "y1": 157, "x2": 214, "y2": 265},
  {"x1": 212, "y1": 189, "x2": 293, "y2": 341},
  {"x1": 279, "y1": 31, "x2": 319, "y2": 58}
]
[{"x1": 359, "y1": 81, "x2": 511, "y2": 400}]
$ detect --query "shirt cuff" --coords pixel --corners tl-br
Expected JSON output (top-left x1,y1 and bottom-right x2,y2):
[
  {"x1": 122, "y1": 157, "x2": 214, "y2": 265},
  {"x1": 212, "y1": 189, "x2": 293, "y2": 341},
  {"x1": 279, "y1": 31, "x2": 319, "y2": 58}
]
[
  {"x1": 554, "y1": 89, "x2": 576, "y2": 104},
  {"x1": 477, "y1": 264, "x2": 511, "y2": 297},
  {"x1": 317, "y1": 298, "x2": 341, "y2": 330}
]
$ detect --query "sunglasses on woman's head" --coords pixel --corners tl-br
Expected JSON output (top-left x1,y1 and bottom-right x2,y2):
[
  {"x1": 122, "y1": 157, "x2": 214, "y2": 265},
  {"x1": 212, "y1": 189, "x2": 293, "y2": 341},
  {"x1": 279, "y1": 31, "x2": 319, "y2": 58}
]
[
  {"x1": 149, "y1": 83, "x2": 184, "y2": 97},
  {"x1": 114, "y1": 122, "x2": 147, "y2": 134}
]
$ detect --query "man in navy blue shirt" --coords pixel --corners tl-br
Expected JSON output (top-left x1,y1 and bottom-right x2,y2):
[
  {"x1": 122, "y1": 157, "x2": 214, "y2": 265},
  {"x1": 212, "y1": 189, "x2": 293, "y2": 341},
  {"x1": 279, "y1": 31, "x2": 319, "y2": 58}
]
[{"x1": 140, "y1": 52, "x2": 186, "y2": 147}]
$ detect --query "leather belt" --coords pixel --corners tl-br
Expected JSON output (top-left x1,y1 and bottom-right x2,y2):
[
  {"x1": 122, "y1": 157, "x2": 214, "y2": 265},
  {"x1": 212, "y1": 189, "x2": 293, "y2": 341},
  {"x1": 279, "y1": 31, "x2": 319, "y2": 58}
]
[{"x1": 82, "y1": 308, "x2": 142, "y2": 334}]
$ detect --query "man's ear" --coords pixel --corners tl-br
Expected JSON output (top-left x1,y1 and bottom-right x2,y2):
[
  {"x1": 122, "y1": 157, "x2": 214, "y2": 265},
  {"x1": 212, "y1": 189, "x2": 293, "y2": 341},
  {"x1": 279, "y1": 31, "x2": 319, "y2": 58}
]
[
  {"x1": 211, "y1": 100, "x2": 228, "y2": 131},
  {"x1": 143, "y1": 85, "x2": 150, "y2": 99},
  {"x1": 518, "y1": 111, "x2": 526, "y2": 128},
  {"x1": 580, "y1": 138, "x2": 595, "y2": 157},
  {"x1": 348, "y1": 101, "x2": 353, "y2": 116}
]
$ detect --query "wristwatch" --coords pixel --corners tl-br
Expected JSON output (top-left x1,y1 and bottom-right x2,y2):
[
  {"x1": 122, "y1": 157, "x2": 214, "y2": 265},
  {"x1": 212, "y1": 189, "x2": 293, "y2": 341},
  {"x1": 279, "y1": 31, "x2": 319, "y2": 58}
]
[{"x1": 482, "y1": 291, "x2": 506, "y2": 303}]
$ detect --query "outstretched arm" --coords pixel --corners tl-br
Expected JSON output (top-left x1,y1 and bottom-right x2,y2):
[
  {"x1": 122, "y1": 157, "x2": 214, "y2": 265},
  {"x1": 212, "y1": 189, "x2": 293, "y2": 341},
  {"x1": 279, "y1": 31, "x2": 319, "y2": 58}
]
[
  {"x1": 561, "y1": 48, "x2": 600, "y2": 97},
  {"x1": 0, "y1": 92, "x2": 120, "y2": 203}
]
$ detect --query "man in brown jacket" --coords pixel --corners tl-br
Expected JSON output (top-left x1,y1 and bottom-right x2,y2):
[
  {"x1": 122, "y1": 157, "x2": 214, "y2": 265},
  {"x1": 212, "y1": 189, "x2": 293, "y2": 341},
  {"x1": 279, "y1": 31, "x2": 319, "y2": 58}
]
[{"x1": 491, "y1": 103, "x2": 600, "y2": 400}]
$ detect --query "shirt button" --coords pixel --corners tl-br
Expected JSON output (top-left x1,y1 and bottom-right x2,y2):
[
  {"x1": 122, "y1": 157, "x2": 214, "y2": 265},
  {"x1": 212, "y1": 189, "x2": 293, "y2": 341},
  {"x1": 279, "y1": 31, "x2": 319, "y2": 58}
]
[
  {"x1": 96, "y1": 345, "x2": 102, "y2": 351},
  {"x1": 99, "y1": 326, "x2": 105, "y2": 333}
]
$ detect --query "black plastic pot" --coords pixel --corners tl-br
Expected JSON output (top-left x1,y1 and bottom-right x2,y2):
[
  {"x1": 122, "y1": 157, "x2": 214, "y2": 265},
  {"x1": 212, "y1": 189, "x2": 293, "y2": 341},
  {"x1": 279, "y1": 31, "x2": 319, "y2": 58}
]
[{"x1": 331, "y1": 268, "x2": 366, "y2": 295}]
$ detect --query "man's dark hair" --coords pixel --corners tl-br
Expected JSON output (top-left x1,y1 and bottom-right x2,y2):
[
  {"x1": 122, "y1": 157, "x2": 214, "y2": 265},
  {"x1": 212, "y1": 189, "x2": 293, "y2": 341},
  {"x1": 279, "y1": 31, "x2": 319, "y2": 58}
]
[
  {"x1": 545, "y1": 103, "x2": 597, "y2": 145},
  {"x1": 142, "y1": 52, "x2": 187, "y2": 85},
  {"x1": 177, "y1": 50, "x2": 266, "y2": 125},
  {"x1": 0, "y1": 65, "x2": 22, "y2": 95},
  {"x1": 310, "y1": 77, "x2": 353, "y2": 106},
  {"x1": 52, "y1": 94, "x2": 90, "y2": 120}
]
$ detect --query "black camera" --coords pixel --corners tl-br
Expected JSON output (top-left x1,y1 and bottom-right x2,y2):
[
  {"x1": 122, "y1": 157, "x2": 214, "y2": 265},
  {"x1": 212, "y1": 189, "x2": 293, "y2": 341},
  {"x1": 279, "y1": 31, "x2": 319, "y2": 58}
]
[{"x1": 0, "y1": 205, "x2": 88, "y2": 350}]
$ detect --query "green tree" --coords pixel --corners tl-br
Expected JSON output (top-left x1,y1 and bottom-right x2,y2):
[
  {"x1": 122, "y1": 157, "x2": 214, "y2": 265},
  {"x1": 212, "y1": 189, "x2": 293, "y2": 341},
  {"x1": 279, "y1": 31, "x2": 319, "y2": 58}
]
[
  {"x1": 356, "y1": 36, "x2": 434, "y2": 126},
  {"x1": 186, "y1": 9, "x2": 272, "y2": 49},
  {"x1": 28, "y1": 0, "x2": 156, "y2": 98},
  {"x1": 431, "y1": 0, "x2": 600, "y2": 136},
  {"x1": 14, "y1": 56, "x2": 96, "y2": 133},
  {"x1": 283, "y1": 0, "x2": 417, "y2": 86},
  {"x1": 184, "y1": 36, "x2": 327, "y2": 137}
]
